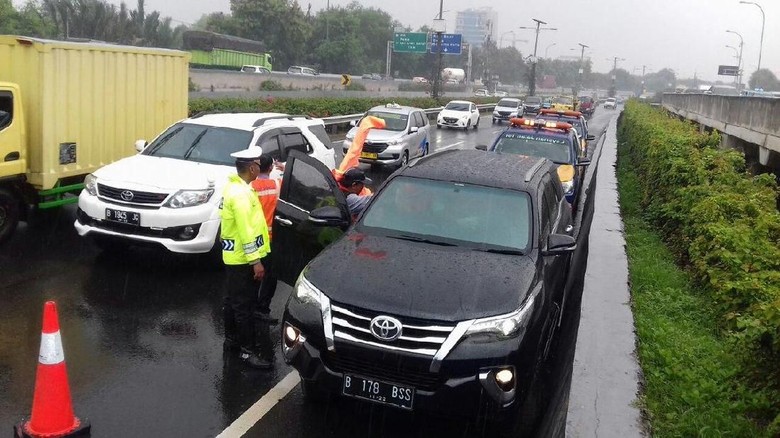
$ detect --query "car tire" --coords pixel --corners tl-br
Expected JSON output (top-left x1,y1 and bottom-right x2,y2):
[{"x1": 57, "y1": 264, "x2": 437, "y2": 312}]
[
  {"x1": 464, "y1": 120, "x2": 471, "y2": 131},
  {"x1": 0, "y1": 188, "x2": 20, "y2": 245},
  {"x1": 473, "y1": 118, "x2": 479, "y2": 130},
  {"x1": 399, "y1": 150, "x2": 409, "y2": 168}
]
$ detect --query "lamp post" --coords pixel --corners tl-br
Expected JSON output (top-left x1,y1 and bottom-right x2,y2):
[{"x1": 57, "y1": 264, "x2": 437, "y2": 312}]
[
  {"x1": 431, "y1": 0, "x2": 445, "y2": 100},
  {"x1": 544, "y1": 42, "x2": 556, "y2": 58},
  {"x1": 575, "y1": 43, "x2": 588, "y2": 98},
  {"x1": 608, "y1": 56, "x2": 625, "y2": 97},
  {"x1": 739, "y1": 1, "x2": 765, "y2": 71},
  {"x1": 519, "y1": 19, "x2": 557, "y2": 96},
  {"x1": 726, "y1": 29, "x2": 744, "y2": 89}
]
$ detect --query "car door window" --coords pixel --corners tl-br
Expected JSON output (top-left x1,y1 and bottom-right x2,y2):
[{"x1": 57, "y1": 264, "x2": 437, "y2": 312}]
[
  {"x1": 414, "y1": 112, "x2": 427, "y2": 128},
  {"x1": 285, "y1": 157, "x2": 338, "y2": 212},
  {"x1": 306, "y1": 124, "x2": 334, "y2": 150},
  {"x1": 542, "y1": 181, "x2": 560, "y2": 239},
  {"x1": 258, "y1": 135, "x2": 282, "y2": 161},
  {"x1": 281, "y1": 132, "x2": 313, "y2": 160},
  {"x1": 0, "y1": 91, "x2": 13, "y2": 131}
]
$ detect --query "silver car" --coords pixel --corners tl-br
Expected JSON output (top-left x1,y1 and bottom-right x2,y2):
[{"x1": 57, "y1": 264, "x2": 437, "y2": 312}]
[{"x1": 342, "y1": 103, "x2": 430, "y2": 168}]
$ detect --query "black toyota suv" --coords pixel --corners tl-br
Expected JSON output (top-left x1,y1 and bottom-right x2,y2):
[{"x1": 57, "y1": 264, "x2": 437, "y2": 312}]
[{"x1": 273, "y1": 149, "x2": 576, "y2": 434}]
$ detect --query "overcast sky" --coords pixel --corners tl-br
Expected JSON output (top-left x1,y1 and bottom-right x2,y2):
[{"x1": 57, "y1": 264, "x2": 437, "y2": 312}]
[{"x1": 28, "y1": 0, "x2": 780, "y2": 81}]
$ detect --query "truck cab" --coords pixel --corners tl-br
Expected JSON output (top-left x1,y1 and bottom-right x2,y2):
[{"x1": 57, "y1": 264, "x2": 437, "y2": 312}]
[{"x1": 0, "y1": 83, "x2": 26, "y2": 242}]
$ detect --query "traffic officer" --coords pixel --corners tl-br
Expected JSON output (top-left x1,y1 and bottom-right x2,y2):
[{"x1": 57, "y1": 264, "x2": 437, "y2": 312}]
[{"x1": 221, "y1": 146, "x2": 272, "y2": 369}]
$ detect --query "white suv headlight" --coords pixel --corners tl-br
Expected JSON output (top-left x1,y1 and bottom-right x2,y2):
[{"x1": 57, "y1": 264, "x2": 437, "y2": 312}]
[
  {"x1": 164, "y1": 189, "x2": 214, "y2": 208},
  {"x1": 465, "y1": 286, "x2": 540, "y2": 339},
  {"x1": 84, "y1": 174, "x2": 98, "y2": 196},
  {"x1": 493, "y1": 111, "x2": 500, "y2": 116}
]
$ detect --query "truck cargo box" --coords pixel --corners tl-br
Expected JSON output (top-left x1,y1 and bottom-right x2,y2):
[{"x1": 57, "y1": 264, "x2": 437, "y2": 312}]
[{"x1": 0, "y1": 35, "x2": 189, "y2": 190}]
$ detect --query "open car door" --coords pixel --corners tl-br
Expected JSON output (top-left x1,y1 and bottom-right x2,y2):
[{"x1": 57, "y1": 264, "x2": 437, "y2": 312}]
[{"x1": 272, "y1": 150, "x2": 351, "y2": 286}]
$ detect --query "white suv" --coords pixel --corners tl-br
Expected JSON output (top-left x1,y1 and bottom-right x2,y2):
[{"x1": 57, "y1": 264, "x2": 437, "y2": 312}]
[{"x1": 74, "y1": 113, "x2": 336, "y2": 253}]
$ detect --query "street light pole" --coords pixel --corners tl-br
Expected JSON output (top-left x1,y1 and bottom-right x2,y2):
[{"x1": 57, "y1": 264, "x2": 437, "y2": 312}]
[
  {"x1": 726, "y1": 29, "x2": 744, "y2": 89},
  {"x1": 740, "y1": 1, "x2": 765, "y2": 71},
  {"x1": 544, "y1": 42, "x2": 556, "y2": 58},
  {"x1": 432, "y1": 0, "x2": 444, "y2": 100},
  {"x1": 575, "y1": 43, "x2": 588, "y2": 98},
  {"x1": 519, "y1": 19, "x2": 556, "y2": 96},
  {"x1": 608, "y1": 56, "x2": 625, "y2": 97}
]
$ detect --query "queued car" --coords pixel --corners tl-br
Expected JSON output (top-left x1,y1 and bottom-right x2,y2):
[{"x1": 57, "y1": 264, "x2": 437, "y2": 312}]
[
  {"x1": 474, "y1": 89, "x2": 490, "y2": 97},
  {"x1": 535, "y1": 109, "x2": 595, "y2": 156},
  {"x1": 75, "y1": 113, "x2": 336, "y2": 253},
  {"x1": 412, "y1": 77, "x2": 429, "y2": 84},
  {"x1": 240, "y1": 65, "x2": 271, "y2": 74},
  {"x1": 522, "y1": 96, "x2": 543, "y2": 116},
  {"x1": 483, "y1": 117, "x2": 590, "y2": 206},
  {"x1": 577, "y1": 96, "x2": 595, "y2": 117},
  {"x1": 437, "y1": 100, "x2": 480, "y2": 130},
  {"x1": 287, "y1": 65, "x2": 318, "y2": 76},
  {"x1": 362, "y1": 73, "x2": 383, "y2": 80},
  {"x1": 492, "y1": 98, "x2": 522, "y2": 124},
  {"x1": 342, "y1": 103, "x2": 430, "y2": 168},
  {"x1": 278, "y1": 148, "x2": 578, "y2": 436},
  {"x1": 493, "y1": 90, "x2": 508, "y2": 97},
  {"x1": 550, "y1": 96, "x2": 575, "y2": 111},
  {"x1": 603, "y1": 98, "x2": 617, "y2": 109}
]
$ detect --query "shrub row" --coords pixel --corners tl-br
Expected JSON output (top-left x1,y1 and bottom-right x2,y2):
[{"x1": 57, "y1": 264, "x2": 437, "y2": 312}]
[
  {"x1": 188, "y1": 96, "x2": 498, "y2": 118},
  {"x1": 617, "y1": 101, "x2": 780, "y2": 404}
]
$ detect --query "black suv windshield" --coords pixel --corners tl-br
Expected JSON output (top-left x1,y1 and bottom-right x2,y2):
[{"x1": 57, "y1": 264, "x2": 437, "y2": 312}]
[
  {"x1": 143, "y1": 123, "x2": 252, "y2": 165},
  {"x1": 365, "y1": 111, "x2": 408, "y2": 131},
  {"x1": 493, "y1": 131, "x2": 572, "y2": 163},
  {"x1": 445, "y1": 102, "x2": 470, "y2": 111},
  {"x1": 359, "y1": 177, "x2": 531, "y2": 252}
]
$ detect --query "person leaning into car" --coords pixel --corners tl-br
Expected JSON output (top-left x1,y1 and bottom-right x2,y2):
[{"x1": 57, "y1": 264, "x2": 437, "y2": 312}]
[{"x1": 220, "y1": 146, "x2": 272, "y2": 369}]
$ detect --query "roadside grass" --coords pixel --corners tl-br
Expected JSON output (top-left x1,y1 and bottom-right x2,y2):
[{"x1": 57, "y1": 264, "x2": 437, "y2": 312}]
[{"x1": 617, "y1": 145, "x2": 771, "y2": 437}]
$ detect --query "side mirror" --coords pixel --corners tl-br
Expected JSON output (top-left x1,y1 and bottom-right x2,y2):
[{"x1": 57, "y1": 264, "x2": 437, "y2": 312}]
[
  {"x1": 475, "y1": 145, "x2": 488, "y2": 151},
  {"x1": 134, "y1": 139, "x2": 147, "y2": 152},
  {"x1": 410, "y1": 126, "x2": 419, "y2": 134},
  {"x1": 541, "y1": 233, "x2": 576, "y2": 256},
  {"x1": 308, "y1": 205, "x2": 348, "y2": 227},
  {"x1": 586, "y1": 135, "x2": 596, "y2": 141},
  {"x1": 576, "y1": 157, "x2": 591, "y2": 166},
  {"x1": 349, "y1": 120, "x2": 358, "y2": 127}
]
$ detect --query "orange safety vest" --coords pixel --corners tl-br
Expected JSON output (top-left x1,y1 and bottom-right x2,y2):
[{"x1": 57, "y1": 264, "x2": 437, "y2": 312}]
[{"x1": 251, "y1": 177, "x2": 281, "y2": 240}]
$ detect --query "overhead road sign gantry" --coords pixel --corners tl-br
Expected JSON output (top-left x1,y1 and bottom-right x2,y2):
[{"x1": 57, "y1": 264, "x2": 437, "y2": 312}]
[
  {"x1": 393, "y1": 32, "x2": 428, "y2": 53},
  {"x1": 430, "y1": 33, "x2": 463, "y2": 55}
]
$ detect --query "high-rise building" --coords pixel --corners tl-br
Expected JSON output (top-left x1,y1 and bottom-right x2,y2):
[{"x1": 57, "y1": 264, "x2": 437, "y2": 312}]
[{"x1": 455, "y1": 7, "x2": 498, "y2": 48}]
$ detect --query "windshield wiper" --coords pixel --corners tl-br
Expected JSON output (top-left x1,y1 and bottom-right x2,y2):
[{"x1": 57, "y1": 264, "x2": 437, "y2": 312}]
[
  {"x1": 146, "y1": 126, "x2": 184, "y2": 156},
  {"x1": 183, "y1": 129, "x2": 210, "y2": 160},
  {"x1": 475, "y1": 248, "x2": 525, "y2": 255},
  {"x1": 392, "y1": 234, "x2": 457, "y2": 247}
]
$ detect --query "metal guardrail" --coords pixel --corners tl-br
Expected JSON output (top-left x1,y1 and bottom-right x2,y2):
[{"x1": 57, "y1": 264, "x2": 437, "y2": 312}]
[{"x1": 322, "y1": 104, "x2": 496, "y2": 126}]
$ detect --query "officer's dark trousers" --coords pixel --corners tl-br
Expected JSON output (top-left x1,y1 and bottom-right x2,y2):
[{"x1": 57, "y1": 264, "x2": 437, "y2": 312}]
[
  {"x1": 257, "y1": 253, "x2": 278, "y2": 315},
  {"x1": 223, "y1": 264, "x2": 259, "y2": 352}
]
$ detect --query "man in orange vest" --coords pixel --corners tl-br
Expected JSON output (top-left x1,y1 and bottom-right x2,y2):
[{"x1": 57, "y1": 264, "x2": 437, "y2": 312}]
[{"x1": 250, "y1": 155, "x2": 281, "y2": 318}]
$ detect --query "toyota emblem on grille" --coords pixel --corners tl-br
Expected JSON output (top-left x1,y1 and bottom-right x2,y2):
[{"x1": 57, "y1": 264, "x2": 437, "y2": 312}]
[
  {"x1": 120, "y1": 190, "x2": 135, "y2": 201},
  {"x1": 370, "y1": 316, "x2": 402, "y2": 341}
]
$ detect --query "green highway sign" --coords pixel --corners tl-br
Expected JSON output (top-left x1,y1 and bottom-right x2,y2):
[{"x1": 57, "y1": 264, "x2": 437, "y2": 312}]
[{"x1": 393, "y1": 32, "x2": 428, "y2": 53}]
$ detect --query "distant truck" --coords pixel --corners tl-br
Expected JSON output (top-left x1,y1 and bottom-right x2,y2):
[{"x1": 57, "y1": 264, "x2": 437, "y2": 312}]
[
  {"x1": 0, "y1": 35, "x2": 189, "y2": 244},
  {"x1": 441, "y1": 68, "x2": 466, "y2": 84},
  {"x1": 184, "y1": 30, "x2": 273, "y2": 72}
]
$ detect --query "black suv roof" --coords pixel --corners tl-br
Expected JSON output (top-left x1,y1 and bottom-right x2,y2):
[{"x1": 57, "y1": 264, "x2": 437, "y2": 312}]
[{"x1": 404, "y1": 149, "x2": 553, "y2": 190}]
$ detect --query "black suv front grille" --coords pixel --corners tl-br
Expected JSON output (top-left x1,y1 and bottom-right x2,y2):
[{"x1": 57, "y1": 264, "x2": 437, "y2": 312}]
[
  {"x1": 98, "y1": 184, "x2": 169, "y2": 205},
  {"x1": 326, "y1": 352, "x2": 442, "y2": 391}
]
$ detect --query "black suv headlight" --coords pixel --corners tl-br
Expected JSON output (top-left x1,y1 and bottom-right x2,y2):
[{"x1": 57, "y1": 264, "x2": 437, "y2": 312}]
[
  {"x1": 293, "y1": 274, "x2": 323, "y2": 306},
  {"x1": 464, "y1": 284, "x2": 541, "y2": 340}
]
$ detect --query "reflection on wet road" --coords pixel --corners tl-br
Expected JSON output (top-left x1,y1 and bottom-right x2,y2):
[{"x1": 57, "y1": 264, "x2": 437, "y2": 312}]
[{"x1": 0, "y1": 110, "x2": 615, "y2": 437}]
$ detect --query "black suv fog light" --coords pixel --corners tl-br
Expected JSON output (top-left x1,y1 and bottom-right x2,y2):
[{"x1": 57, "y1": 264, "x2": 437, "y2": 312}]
[
  {"x1": 495, "y1": 368, "x2": 515, "y2": 392},
  {"x1": 283, "y1": 323, "x2": 305, "y2": 349}
]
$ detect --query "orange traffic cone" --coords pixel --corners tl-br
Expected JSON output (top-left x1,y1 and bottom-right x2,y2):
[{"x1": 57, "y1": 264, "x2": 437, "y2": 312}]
[{"x1": 15, "y1": 301, "x2": 91, "y2": 438}]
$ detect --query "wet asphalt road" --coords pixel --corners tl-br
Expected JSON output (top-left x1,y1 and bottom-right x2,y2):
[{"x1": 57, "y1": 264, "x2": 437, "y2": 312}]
[{"x1": 0, "y1": 110, "x2": 616, "y2": 437}]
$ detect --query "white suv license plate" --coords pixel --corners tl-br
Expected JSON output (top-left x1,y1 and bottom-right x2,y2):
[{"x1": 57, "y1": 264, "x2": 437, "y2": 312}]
[
  {"x1": 105, "y1": 208, "x2": 140, "y2": 226},
  {"x1": 342, "y1": 374, "x2": 414, "y2": 410}
]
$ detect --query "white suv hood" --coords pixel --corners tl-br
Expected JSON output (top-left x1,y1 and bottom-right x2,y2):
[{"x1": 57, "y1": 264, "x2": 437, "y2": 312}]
[
  {"x1": 93, "y1": 155, "x2": 232, "y2": 192},
  {"x1": 439, "y1": 109, "x2": 469, "y2": 119}
]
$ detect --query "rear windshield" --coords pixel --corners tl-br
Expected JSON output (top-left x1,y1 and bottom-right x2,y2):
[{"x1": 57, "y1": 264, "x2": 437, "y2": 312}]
[
  {"x1": 525, "y1": 97, "x2": 541, "y2": 104},
  {"x1": 306, "y1": 124, "x2": 334, "y2": 149},
  {"x1": 360, "y1": 177, "x2": 531, "y2": 252},
  {"x1": 493, "y1": 132, "x2": 572, "y2": 163},
  {"x1": 142, "y1": 123, "x2": 252, "y2": 165},
  {"x1": 497, "y1": 99, "x2": 518, "y2": 107},
  {"x1": 365, "y1": 111, "x2": 408, "y2": 131},
  {"x1": 445, "y1": 102, "x2": 470, "y2": 111}
]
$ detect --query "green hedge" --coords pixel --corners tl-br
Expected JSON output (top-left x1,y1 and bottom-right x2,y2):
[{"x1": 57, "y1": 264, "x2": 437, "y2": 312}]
[
  {"x1": 188, "y1": 96, "x2": 497, "y2": 118},
  {"x1": 618, "y1": 101, "x2": 780, "y2": 405}
]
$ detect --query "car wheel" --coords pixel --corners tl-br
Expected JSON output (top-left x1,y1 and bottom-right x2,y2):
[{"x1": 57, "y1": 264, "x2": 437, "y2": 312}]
[
  {"x1": 464, "y1": 120, "x2": 471, "y2": 131},
  {"x1": 399, "y1": 150, "x2": 409, "y2": 168},
  {"x1": 0, "y1": 188, "x2": 20, "y2": 245},
  {"x1": 474, "y1": 118, "x2": 479, "y2": 130}
]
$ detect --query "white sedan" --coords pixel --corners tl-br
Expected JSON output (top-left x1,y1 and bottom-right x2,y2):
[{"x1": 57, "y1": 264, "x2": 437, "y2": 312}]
[
  {"x1": 437, "y1": 100, "x2": 481, "y2": 130},
  {"x1": 604, "y1": 98, "x2": 617, "y2": 109}
]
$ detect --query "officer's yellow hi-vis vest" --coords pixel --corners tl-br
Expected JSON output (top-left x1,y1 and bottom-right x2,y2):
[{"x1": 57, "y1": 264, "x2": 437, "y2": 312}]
[{"x1": 220, "y1": 174, "x2": 271, "y2": 265}]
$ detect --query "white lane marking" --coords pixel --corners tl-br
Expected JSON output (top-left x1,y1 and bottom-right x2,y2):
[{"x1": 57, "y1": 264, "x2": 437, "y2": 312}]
[
  {"x1": 216, "y1": 371, "x2": 301, "y2": 438},
  {"x1": 437, "y1": 141, "x2": 464, "y2": 151}
]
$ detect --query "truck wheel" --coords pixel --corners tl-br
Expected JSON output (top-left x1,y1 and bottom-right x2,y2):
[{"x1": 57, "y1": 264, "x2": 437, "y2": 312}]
[{"x1": 0, "y1": 189, "x2": 20, "y2": 244}]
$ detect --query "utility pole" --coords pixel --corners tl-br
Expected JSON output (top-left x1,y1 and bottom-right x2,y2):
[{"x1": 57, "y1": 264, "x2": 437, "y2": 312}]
[
  {"x1": 519, "y1": 19, "x2": 557, "y2": 96},
  {"x1": 575, "y1": 43, "x2": 588, "y2": 99},
  {"x1": 608, "y1": 56, "x2": 625, "y2": 97},
  {"x1": 432, "y1": 0, "x2": 445, "y2": 100},
  {"x1": 740, "y1": 1, "x2": 764, "y2": 71}
]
